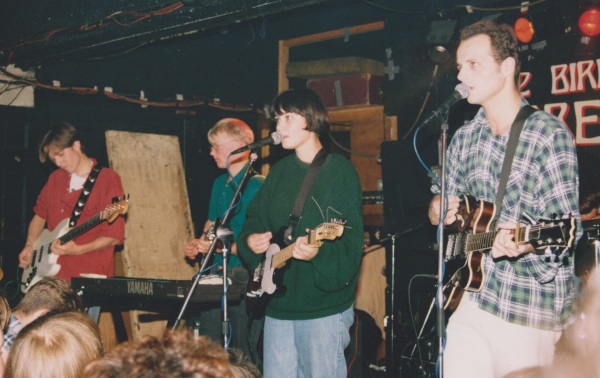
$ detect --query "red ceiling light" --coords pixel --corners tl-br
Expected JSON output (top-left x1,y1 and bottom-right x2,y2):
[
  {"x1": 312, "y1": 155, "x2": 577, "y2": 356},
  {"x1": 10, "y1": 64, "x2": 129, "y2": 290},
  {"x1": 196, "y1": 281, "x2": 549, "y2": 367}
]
[
  {"x1": 514, "y1": 17, "x2": 535, "y2": 43},
  {"x1": 579, "y1": 8, "x2": 600, "y2": 37}
]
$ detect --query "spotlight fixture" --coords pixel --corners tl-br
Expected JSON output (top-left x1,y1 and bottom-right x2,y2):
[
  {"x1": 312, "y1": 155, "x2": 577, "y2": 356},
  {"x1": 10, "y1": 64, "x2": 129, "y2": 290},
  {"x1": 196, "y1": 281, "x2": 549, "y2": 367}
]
[
  {"x1": 514, "y1": 17, "x2": 535, "y2": 43},
  {"x1": 429, "y1": 46, "x2": 450, "y2": 64},
  {"x1": 579, "y1": 8, "x2": 600, "y2": 37}
]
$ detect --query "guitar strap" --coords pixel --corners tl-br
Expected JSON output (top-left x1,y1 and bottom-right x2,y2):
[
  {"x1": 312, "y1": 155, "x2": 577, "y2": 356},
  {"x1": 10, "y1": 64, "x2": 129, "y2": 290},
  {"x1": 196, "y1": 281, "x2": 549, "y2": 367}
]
[
  {"x1": 493, "y1": 105, "x2": 537, "y2": 223},
  {"x1": 69, "y1": 164, "x2": 103, "y2": 227},
  {"x1": 283, "y1": 148, "x2": 329, "y2": 245}
]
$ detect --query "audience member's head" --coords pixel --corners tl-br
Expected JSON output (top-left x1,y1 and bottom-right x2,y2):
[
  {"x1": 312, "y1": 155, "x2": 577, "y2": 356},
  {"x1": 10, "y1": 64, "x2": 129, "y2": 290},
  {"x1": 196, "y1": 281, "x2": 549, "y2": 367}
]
[
  {"x1": 4, "y1": 311, "x2": 103, "y2": 378},
  {"x1": 228, "y1": 348, "x2": 262, "y2": 378},
  {"x1": 14, "y1": 276, "x2": 83, "y2": 319},
  {"x1": 83, "y1": 330, "x2": 234, "y2": 378}
]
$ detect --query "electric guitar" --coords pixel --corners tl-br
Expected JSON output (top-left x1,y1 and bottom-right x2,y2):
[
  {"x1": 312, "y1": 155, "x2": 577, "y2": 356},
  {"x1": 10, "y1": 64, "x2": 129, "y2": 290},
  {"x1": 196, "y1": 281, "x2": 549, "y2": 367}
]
[
  {"x1": 246, "y1": 220, "x2": 345, "y2": 315},
  {"x1": 442, "y1": 194, "x2": 576, "y2": 310},
  {"x1": 21, "y1": 197, "x2": 129, "y2": 293}
]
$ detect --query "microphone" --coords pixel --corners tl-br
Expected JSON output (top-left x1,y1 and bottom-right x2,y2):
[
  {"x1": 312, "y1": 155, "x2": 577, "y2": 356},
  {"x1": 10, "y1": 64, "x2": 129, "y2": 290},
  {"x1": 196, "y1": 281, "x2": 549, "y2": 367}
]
[
  {"x1": 230, "y1": 132, "x2": 282, "y2": 155},
  {"x1": 419, "y1": 83, "x2": 469, "y2": 127}
]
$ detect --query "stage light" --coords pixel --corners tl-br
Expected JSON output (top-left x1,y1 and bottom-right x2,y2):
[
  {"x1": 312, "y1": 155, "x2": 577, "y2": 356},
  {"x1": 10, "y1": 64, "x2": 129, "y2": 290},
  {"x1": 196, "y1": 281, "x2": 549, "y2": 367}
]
[
  {"x1": 514, "y1": 17, "x2": 535, "y2": 43},
  {"x1": 579, "y1": 8, "x2": 600, "y2": 37},
  {"x1": 429, "y1": 46, "x2": 450, "y2": 64}
]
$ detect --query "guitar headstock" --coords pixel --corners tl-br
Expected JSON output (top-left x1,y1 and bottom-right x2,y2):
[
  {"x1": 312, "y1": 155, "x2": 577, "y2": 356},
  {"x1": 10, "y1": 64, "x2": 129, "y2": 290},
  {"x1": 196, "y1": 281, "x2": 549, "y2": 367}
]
[
  {"x1": 204, "y1": 218, "x2": 221, "y2": 241},
  {"x1": 530, "y1": 217, "x2": 576, "y2": 249},
  {"x1": 102, "y1": 195, "x2": 129, "y2": 223},
  {"x1": 308, "y1": 220, "x2": 346, "y2": 246}
]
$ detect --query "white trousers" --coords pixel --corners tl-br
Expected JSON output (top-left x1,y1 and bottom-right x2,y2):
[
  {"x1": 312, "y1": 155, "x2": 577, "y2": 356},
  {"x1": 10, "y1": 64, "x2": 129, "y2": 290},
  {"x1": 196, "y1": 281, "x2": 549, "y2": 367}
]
[{"x1": 443, "y1": 294, "x2": 561, "y2": 378}]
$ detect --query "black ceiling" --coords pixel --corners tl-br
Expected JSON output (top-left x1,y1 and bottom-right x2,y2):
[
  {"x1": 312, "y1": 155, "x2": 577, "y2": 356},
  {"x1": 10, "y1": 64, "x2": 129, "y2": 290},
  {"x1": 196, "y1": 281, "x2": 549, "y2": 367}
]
[
  {"x1": 1, "y1": 0, "x2": 585, "y2": 70},
  {"x1": 0, "y1": 0, "x2": 334, "y2": 68}
]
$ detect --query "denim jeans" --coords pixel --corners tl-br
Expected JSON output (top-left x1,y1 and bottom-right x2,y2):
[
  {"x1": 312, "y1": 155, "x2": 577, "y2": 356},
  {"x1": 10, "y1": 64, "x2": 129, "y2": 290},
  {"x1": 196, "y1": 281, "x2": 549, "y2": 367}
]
[{"x1": 263, "y1": 306, "x2": 354, "y2": 378}]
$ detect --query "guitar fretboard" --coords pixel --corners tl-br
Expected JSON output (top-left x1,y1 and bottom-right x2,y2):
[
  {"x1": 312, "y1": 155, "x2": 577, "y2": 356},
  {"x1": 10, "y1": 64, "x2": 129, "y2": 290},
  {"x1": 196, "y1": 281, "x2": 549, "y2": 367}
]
[
  {"x1": 272, "y1": 244, "x2": 295, "y2": 269},
  {"x1": 466, "y1": 225, "x2": 552, "y2": 253},
  {"x1": 58, "y1": 213, "x2": 104, "y2": 244},
  {"x1": 270, "y1": 224, "x2": 343, "y2": 269}
]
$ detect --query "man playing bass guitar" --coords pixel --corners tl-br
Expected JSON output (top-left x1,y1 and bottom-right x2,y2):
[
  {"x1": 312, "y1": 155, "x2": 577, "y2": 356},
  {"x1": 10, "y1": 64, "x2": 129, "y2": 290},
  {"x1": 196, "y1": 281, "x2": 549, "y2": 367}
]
[{"x1": 18, "y1": 122, "x2": 125, "y2": 287}]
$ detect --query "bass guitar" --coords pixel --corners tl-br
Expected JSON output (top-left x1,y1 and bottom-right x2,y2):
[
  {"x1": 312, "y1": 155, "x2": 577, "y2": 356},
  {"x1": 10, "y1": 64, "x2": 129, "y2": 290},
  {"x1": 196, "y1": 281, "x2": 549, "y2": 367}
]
[
  {"x1": 246, "y1": 220, "x2": 345, "y2": 315},
  {"x1": 21, "y1": 197, "x2": 129, "y2": 293},
  {"x1": 443, "y1": 194, "x2": 576, "y2": 310}
]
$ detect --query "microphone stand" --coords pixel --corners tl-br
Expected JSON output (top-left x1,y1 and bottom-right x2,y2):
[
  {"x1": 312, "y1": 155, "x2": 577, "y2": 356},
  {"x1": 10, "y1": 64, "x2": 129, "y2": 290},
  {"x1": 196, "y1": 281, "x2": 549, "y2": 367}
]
[
  {"x1": 172, "y1": 153, "x2": 258, "y2": 349},
  {"x1": 435, "y1": 113, "x2": 450, "y2": 377}
]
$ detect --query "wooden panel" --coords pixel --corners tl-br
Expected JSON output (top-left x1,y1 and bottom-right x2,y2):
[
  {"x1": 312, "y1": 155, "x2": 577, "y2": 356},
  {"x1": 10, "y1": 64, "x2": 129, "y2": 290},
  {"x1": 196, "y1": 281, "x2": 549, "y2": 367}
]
[
  {"x1": 329, "y1": 105, "x2": 396, "y2": 190},
  {"x1": 105, "y1": 131, "x2": 197, "y2": 341},
  {"x1": 287, "y1": 57, "x2": 384, "y2": 79},
  {"x1": 328, "y1": 105, "x2": 397, "y2": 226}
]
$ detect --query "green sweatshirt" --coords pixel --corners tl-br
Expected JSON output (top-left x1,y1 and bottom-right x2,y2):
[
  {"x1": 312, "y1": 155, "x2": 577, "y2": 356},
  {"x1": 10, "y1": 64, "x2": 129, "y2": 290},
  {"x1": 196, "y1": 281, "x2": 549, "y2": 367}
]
[{"x1": 238, "y1": 153, "x2": 364, "y2": 320}]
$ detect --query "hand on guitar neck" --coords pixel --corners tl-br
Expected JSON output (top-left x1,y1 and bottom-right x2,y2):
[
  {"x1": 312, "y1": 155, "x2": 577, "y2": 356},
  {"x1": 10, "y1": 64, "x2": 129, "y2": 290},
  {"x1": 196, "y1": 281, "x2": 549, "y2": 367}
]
[
  {"x1": 492, "y1": 221, "x2": 535, "y2": 259},
  {"x1": 245, "y1": 221, "x2": 346, "y2": 315},
  {"x1": 247, "y1": 229, "x2": 320, "y2": 261},
  {"x1": 442, "y1": 195, "x2": 576, "y2": 311},
  {"x1": 431, "y1": 194, "x2": 536, "y2": 258}
]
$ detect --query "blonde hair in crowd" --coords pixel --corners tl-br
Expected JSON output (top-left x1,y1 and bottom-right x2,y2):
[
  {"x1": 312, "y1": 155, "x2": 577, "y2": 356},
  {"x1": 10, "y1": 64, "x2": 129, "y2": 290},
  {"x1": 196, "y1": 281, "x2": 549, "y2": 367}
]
[
  {"x1": 0, "y1": 295, "x2": 10, "y2": 330},
  {"x1": 4, "y1": 311, "x2": 103, "y2": 378}
]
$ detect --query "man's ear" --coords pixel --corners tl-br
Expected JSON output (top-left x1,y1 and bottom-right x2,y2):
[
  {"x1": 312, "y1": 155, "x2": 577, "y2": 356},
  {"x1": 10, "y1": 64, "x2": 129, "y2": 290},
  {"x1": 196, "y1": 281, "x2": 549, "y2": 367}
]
[
  {"x1": 72, "y1": 140, "x2": 82, "y2": 153},
  {"x1": 21, "y1": 308, "x2": 49, "y2": 326},
  {"x1": 33, "y1": 308, "x2": 49, "y2": 319},
  {"x1": 500, "y1": 57, "x2": 516, "y2": 78}
]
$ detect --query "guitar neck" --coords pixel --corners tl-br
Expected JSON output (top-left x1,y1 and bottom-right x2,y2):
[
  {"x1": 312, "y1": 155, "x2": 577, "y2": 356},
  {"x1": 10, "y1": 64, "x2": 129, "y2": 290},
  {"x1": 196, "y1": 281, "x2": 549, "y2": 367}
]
[
  {"x1": 272, "y1": 244, "x2": 295, "y2": 269},
  {"x1": 58, "y1": 213, "x2": 104, "y2": 244},
  {"x1": 270, "y1": 224, "x2": 343, "y2": 269},
  {"x1": 466, "y1": 226, "x2": 530, "y2": 253}
]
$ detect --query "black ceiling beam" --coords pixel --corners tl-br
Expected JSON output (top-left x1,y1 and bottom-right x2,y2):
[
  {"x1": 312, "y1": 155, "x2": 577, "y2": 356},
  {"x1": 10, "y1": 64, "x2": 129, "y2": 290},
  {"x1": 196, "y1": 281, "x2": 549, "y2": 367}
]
[{"x1": 0, "y1": 0, "x2": 333, "y2": 69}]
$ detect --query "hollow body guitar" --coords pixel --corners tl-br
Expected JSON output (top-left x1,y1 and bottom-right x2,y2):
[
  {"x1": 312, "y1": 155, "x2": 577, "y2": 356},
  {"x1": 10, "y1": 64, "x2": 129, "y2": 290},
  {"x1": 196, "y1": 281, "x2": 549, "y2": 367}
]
[
  {"x1": 246, "y1": 221, "x2": 345, "y2": 316},
  {"x1": 443, "y1": 194, "x2": 576, "y2": 310}
]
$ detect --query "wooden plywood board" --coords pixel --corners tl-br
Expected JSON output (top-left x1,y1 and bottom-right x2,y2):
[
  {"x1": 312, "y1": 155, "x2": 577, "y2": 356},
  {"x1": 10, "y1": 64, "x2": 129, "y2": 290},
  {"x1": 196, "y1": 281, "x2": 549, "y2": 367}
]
[{"x1": 105, "y1": 130, "x2": 197, "y2": 340}]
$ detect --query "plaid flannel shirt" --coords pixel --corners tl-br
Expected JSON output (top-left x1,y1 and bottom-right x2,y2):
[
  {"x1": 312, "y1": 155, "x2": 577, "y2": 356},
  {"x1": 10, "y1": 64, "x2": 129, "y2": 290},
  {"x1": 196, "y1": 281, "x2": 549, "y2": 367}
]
[
  {"x1": 445, "y1": 101, "x2": 581, "y2": 331},
  {"x1": 3, "y1": 314, "x2": 23, "y2": 353}
]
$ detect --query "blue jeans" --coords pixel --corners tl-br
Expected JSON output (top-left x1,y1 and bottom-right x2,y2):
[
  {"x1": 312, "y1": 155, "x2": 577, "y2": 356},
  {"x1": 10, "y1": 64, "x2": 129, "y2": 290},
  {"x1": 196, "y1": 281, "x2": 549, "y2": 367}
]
[{"x1": 263, "y1": 306, "x2": 354, "y2": 378}]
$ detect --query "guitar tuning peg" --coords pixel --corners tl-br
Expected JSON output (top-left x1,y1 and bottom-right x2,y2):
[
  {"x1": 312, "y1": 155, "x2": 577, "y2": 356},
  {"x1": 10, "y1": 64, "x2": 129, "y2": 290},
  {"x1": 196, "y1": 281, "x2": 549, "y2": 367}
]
[{"x1": 551, "y1": 213, "x2": 558, "y2": 220}]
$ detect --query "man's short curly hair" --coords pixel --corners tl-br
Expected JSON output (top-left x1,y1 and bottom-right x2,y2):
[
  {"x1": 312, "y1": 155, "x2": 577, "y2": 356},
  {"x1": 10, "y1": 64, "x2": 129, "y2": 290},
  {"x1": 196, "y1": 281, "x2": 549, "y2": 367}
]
[{"x1": 460, "y1": 20, "x2": 521, "y2": 83}]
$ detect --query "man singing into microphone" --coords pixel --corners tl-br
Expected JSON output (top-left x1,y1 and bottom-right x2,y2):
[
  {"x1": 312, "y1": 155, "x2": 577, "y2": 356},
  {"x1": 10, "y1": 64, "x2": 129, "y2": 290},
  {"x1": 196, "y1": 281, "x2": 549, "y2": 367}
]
[
  {"x1": 428, "y1": 20, "x2": 580, "y2": 377},
  {"x1": 184, "y1": 118, "x2": 264, "y2": 358}
]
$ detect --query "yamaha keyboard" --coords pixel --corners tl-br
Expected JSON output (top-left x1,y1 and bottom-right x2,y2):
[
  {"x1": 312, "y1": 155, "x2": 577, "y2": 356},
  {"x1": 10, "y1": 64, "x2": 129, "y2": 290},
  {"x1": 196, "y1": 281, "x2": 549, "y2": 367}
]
[{"x1": 71, "y1": 276, "x2": 245, "y2": 306}]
